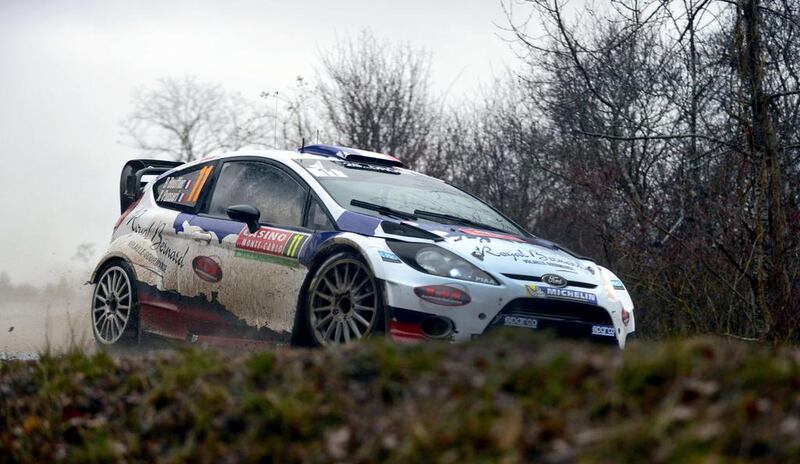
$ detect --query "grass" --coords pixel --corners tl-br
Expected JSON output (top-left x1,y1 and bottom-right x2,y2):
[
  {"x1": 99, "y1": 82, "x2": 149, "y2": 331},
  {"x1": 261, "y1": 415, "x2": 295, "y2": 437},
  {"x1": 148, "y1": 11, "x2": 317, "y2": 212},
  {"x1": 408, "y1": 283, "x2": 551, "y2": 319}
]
[{"x1": 2, "y1": 331, "x2": 800, "y2": 463}]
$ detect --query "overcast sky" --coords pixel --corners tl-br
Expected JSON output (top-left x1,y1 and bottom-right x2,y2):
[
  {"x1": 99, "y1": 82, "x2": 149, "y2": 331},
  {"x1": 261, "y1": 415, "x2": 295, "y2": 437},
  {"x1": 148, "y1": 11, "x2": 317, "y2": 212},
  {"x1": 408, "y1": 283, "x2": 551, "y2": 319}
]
[{"x1": 0, "y1": 0, "x2": 523, "y2": 284}]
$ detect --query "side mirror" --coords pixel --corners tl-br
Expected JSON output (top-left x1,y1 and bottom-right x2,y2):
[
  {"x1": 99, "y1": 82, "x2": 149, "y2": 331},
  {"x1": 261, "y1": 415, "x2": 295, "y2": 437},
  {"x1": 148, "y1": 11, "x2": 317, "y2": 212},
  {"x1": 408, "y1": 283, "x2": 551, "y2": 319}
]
[{"x1": 227, "y1": 204, "x2": 260, "y2": 233}]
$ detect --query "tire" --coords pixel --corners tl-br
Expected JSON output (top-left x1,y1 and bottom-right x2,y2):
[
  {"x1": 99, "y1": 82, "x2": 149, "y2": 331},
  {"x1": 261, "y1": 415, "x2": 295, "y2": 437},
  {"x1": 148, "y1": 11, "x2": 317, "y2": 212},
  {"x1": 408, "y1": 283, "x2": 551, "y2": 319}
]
[
  {"x1": 91, "y1": 261, "x2": 140, "y2": 347},
  {"x1": 292, "y1": 251, "x2": 385, "y2": 347}
]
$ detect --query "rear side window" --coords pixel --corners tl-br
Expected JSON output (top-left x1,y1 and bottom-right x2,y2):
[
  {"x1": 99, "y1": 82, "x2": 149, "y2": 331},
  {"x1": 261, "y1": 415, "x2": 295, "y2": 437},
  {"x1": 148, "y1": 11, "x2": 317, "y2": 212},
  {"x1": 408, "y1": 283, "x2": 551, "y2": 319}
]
[
  {"x1": 207, "y1": 161, "x2": 308, "y2": 228},
  {"x1": 155, "y1": 164, "x2": 214, "y2": 209}
]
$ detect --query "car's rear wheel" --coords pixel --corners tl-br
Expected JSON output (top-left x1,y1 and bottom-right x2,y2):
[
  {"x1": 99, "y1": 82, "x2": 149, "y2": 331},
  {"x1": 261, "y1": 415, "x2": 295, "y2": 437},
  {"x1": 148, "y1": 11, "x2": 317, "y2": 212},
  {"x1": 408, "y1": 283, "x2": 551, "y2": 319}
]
[
  {"x1": 299, "y1": 252, "x2": 384, "y2": 346},
  {"x1": 91, "y1": 262, "x2": 139, "y2": 347}
]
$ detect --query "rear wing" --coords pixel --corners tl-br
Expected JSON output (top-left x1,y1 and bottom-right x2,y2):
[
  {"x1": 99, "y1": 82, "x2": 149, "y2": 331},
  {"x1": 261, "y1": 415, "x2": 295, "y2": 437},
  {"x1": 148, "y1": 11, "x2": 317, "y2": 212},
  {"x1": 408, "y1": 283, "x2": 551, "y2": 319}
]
[{"x1": 120, "y1": 159, "x2": 183, "y2": 213}]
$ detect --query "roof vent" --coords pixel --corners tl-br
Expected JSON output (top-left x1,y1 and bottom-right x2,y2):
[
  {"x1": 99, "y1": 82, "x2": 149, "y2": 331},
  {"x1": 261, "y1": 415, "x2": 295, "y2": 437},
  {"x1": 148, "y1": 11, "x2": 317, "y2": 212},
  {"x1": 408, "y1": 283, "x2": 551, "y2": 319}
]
[{"x1": 298, "y1": 144, "x2": 404, "y2": 167}]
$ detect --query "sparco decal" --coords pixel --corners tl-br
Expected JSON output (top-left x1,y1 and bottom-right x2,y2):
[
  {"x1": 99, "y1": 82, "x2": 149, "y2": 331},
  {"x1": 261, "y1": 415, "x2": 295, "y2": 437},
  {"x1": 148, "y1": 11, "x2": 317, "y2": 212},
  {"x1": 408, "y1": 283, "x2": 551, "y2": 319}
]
[
  {"x1": 503, "y1": 315, "x2": 538, "y2": 329},
  {"x1": 192, "y1": 256, "x2": 223, "y2": 283},
  {"x1": 126, "y1": 209, "x2": 189, "y2": 267},
  {"x1": 234, "y1": 226, "x2": 308, "y2": 264},
  {"x1": 591, "y1": 325, "x2": 616, "y2": 337}
]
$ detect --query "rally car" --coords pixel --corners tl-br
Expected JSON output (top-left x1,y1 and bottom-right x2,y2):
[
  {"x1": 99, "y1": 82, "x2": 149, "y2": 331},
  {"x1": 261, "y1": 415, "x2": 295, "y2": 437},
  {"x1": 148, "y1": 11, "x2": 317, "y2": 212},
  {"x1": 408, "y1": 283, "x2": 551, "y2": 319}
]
[{"x1": 89, "y1": 144, "x2": 636, "y2": 349}]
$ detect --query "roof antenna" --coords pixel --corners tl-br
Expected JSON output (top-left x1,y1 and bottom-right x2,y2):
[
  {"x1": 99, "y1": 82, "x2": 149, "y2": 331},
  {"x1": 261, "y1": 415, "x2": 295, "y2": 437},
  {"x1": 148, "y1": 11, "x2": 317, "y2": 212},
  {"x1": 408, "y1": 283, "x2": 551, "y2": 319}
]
[{"x1": 300, "y1": 138, "x2": 305, "y2": 153}]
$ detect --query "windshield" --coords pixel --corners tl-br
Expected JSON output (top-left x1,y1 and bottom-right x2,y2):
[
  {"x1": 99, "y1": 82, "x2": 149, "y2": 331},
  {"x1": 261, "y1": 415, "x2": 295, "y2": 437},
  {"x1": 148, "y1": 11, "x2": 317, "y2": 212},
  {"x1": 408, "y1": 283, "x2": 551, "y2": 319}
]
[{"x1": 297, "y1": 159, "x2": 526, "y2": 235}]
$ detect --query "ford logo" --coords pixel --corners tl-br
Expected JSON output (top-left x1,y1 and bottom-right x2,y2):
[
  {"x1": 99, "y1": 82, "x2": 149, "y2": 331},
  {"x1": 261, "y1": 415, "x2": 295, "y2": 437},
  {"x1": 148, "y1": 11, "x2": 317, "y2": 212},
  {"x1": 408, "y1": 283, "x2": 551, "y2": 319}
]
[
  {"x1": 541, "y1": 274, "x2": 567, "y2": 288},
  {"x1": 192, "y1": 256, "x2": 223, "y2": 283}
]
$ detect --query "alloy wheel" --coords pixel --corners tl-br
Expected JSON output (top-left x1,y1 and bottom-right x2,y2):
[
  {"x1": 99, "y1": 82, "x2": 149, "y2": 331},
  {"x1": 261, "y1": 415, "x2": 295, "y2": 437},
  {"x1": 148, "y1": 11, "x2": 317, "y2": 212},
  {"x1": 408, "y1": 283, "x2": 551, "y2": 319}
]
[
  {"x1": 309, "y1": 258, "x2": 378, "y2": 345},
  {"x1": 92, "y1": 266, "x2": 133, "y2": 344}
]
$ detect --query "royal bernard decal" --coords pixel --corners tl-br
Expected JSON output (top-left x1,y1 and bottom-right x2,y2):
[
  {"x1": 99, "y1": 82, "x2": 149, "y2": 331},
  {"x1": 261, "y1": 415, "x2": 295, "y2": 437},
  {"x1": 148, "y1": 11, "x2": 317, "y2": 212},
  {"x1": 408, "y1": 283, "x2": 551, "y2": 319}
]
[
  {"x1": 470, "y1": 245, "x2": 578, "y2": 270},
  {"x1": 125, "y1": 209, "x2": 189, "y2": 268}
]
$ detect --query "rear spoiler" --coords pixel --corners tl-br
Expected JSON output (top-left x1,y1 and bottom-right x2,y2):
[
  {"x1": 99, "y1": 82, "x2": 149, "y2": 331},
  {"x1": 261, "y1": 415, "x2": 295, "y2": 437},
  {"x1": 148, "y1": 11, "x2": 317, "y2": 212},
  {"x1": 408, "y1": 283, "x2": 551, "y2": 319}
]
[{"x1": 120, "y1": 159, "x2": 183, "y2": 213}]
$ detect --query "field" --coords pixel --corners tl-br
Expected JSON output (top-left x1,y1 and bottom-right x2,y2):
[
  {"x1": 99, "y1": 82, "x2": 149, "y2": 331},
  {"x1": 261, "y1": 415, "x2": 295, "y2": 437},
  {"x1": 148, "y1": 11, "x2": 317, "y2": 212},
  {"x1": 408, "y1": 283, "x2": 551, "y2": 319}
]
[{"x1": 2, "y1": 332, "x2": 799, "y2": 463}]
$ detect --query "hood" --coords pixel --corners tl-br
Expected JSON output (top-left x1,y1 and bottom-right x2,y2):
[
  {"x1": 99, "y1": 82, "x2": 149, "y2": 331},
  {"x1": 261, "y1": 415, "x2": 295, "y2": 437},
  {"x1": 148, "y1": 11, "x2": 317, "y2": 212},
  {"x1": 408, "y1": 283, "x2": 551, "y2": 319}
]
[
  {"x1": 376, "y1": 216, "x2": 600, "y2": 284},
  {"x1": 335, "y1": 210, "x2": 601, "y2": 285},
  {"x1": 436, "y1": 227, "x2": 601, "y2": 284}
]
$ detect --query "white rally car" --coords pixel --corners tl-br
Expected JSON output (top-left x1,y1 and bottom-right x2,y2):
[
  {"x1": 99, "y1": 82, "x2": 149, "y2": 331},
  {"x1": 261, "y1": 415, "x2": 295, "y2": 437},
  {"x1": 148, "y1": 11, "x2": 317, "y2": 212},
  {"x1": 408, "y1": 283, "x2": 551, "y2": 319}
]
[{"x1": 89, "y1": 144, "x2": 636, "y2": 349}]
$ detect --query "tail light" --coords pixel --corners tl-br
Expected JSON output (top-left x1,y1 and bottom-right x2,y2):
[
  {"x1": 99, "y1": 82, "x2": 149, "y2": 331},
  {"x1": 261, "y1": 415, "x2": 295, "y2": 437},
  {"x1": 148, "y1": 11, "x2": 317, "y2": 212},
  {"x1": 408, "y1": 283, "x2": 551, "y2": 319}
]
[{"x1": 413, "y1": 285, "x2": 471, "y2": 306}]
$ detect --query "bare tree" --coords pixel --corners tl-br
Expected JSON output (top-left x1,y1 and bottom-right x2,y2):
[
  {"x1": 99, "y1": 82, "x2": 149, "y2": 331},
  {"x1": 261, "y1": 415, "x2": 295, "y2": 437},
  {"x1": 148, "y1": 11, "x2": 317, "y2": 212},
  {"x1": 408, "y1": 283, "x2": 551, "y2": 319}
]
[
  {"x1": 269, "y1": 76, "x2": 332, "y2": 150},
  {"x1": 316, "y1": 30, "x2": 437, "y2": 166},
  {"x1": 123, "y1": 76, "x2": 272, "y2": 162},
  {"x1": 734, "y1": 0, "x2": 795, "y2": 339},
  {"x1": 501, "y1": 0, "x2": 800, "y2": 340},
  {"x1": 428, "y1": 77, "x2": 549, "y2": 229}
]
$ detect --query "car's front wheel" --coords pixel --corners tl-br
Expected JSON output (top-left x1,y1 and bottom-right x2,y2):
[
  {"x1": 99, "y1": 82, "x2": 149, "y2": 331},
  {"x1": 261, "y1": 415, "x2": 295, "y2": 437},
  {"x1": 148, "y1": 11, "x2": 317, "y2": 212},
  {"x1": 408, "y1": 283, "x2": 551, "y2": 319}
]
[
  {"x1": 299, "y1": 252, "x2": 384, "y2": 346},
  {"x1": 91, "y1": 261, "x2": 139, "y2": 347}
]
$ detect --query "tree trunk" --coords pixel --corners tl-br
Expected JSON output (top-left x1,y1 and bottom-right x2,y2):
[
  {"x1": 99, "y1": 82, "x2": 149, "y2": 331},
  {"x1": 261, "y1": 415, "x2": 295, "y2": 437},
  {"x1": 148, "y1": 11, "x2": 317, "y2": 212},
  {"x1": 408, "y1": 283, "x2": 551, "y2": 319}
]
[{"x1": 739, "y1": 0, "x2": 793, "y2": 341}]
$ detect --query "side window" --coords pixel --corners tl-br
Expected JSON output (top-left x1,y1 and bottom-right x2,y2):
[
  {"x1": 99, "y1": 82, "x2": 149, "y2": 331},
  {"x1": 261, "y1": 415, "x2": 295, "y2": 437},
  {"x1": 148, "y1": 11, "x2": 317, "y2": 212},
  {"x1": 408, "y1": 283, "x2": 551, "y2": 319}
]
[
  {"x1": 154, "y1": 164, "x2": 214, "y2": 210},
  {"x1": 306, "y1": 198, "x2": 335, "y2": 231},
  {"x1": 207, "y1": 161, "x2": 307, "y2": 228}
]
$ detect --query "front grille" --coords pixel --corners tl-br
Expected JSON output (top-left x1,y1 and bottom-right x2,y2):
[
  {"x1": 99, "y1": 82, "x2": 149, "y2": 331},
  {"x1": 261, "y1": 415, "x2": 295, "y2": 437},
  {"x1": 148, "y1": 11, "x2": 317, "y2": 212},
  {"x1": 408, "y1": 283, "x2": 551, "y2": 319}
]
[
  {"x1": 501, "y1": 298, "x2": 612, "y2": 325},
  {"x1": 502, "y1": 273, "x2": 598, "y2": 289}
]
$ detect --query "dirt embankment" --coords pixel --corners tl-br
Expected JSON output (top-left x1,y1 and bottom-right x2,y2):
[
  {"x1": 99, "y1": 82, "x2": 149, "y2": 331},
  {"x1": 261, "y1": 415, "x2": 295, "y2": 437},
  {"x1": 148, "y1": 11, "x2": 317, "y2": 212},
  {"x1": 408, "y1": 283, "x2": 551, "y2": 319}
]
[{"x1": 2, "y1": 333, "x2": 800, "y2": 462}]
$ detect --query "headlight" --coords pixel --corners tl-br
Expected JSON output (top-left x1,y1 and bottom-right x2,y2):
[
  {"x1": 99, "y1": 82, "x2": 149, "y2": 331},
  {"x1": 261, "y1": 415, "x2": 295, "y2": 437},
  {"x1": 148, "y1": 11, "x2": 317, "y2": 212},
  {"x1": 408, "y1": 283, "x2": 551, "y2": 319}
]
[{"x1": 386, "y1": 241, "x2": 499, "y2": 285}]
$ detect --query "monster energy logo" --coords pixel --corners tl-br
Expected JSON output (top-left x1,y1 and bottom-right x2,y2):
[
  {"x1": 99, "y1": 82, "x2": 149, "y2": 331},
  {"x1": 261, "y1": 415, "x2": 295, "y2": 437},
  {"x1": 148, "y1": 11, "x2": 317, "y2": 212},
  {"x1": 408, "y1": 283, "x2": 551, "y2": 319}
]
[{"x1": 284, "y1": 234, "x2": 306, "y2": 258}]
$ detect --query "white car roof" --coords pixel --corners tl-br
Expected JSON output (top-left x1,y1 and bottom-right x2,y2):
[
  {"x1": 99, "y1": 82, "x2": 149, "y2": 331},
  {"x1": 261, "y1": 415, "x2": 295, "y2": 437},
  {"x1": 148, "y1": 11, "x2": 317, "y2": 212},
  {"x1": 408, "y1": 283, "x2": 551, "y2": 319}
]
[{"x1": 178, "y1": 148, "x2": 442, "y2": 181}]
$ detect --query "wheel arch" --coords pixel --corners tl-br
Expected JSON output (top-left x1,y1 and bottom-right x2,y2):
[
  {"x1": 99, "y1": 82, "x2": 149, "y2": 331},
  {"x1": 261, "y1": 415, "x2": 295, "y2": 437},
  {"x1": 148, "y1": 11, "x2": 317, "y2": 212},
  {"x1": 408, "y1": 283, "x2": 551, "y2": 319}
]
[
  {"x1": 291, "y1": 236, "x2": 389, "y2": 345},
  {"x1": 90, "y1": 253, "x2": 136, "y2": 283},
  {"x1": 306, "y1": 242, "x2": 363, "y2": 274},
  {"x1": 296, "y1": 241, "x2": 365, "y2": 319}
]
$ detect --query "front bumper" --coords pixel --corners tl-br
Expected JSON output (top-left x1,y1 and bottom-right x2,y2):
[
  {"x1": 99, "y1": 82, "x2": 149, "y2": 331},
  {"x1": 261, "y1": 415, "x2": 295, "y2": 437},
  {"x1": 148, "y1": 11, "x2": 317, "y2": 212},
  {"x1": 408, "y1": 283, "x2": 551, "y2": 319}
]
[{"x1": 381, "y1": 274, "x2": 634, "y2": 348}]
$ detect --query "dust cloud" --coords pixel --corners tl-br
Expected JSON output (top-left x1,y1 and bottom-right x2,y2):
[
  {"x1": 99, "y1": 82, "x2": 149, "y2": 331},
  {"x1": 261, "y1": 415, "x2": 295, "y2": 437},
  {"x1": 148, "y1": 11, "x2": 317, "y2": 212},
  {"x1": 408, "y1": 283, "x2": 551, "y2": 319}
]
[{"x1": 0, "y1": 273, "x2": 93, "y2": 358}]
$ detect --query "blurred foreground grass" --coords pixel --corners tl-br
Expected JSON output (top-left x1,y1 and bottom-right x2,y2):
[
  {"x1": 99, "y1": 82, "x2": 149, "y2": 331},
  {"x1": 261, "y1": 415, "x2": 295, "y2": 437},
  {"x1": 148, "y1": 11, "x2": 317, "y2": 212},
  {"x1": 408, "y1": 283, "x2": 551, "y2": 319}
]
[{"x1": 2, "y1": 332, "x2": 800, "y2": 463}]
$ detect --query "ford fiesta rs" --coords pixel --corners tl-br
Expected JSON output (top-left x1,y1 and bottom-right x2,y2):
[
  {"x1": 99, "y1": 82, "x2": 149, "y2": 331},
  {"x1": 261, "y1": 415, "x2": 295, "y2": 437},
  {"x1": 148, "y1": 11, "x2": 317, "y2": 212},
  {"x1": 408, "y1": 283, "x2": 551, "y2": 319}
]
[{"x1": 89, "y1": 144, "x2": 636, "y2": 349}]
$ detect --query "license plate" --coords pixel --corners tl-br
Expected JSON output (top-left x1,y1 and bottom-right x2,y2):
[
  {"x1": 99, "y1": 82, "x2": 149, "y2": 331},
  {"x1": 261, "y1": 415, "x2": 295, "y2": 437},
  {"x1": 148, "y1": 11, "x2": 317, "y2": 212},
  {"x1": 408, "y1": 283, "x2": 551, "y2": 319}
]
[{"x1": 503, "y1": 315, "x2": 539, "y2": 329}]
